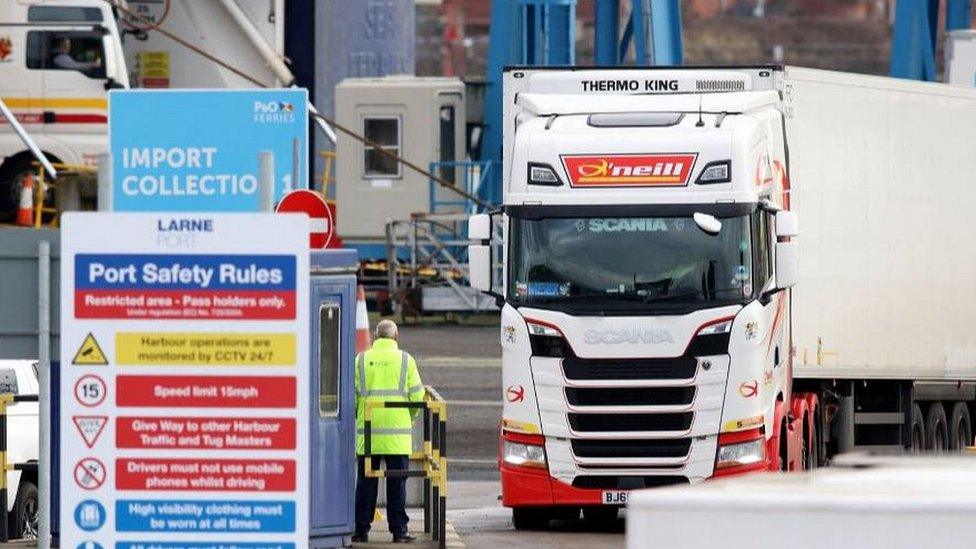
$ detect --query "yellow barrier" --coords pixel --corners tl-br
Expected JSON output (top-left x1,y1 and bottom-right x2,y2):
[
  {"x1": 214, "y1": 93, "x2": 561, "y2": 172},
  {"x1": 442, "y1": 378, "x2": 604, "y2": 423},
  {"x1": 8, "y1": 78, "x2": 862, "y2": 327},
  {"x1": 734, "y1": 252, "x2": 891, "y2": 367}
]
[{"x1": 363, "y1": 386, "x2": 448, "y2": 547}]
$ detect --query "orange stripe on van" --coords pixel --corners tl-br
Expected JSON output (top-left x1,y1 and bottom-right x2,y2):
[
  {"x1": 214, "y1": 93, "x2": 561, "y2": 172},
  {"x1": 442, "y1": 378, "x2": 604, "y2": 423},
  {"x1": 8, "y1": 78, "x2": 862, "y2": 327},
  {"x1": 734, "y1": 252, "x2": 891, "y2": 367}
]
[{"x1": 1, "y1": 97, "x2": 107, "y2": 110}]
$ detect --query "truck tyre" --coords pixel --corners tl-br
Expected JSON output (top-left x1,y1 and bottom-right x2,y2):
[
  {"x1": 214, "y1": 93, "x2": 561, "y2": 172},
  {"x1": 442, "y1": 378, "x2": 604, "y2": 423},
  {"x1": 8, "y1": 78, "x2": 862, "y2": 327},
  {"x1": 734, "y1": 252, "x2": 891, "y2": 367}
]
[
  {"x1": 512, "y1": 508, "x2": 550, "y2": 530},
  {"x1": 582, "y1": 506, "x2": 618, "y2": 525},
  {"x1": 948, "y1": 402, "x2": 972, "y2": 450},
  {"x1": 779, "y1": 419, "x2": 789, "y2": 471},
  {"x1": 802, "y1": 414, "x2": 815, "y2": 470},
  {"x1": 910, "y1": 403, "x2": 925, "y2": 452},
  {"x1": 10, "y1": 480, "x2": 38, "y2": 540},
  {"x1": 925, "y1": 402, "x2": 948, "y2": 451}
]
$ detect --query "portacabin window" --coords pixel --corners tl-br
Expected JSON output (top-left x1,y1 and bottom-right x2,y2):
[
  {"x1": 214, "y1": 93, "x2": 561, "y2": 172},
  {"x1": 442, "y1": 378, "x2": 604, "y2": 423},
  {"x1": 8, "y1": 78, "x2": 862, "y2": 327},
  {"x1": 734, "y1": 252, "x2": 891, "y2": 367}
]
[
  {"x1": 318, "y1": 303, "x2": 341, "y2": 417},
  {"x1": 363, "y1": 116, "x2": 402, "y2": 178}
]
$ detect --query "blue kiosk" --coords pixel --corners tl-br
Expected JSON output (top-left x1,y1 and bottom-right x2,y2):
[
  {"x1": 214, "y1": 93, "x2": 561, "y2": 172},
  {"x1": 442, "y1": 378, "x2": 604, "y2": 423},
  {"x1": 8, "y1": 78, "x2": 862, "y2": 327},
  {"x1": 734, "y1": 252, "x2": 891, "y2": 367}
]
[{"x1": 309, "y1": 249, "x2": 359, "y2": 547}]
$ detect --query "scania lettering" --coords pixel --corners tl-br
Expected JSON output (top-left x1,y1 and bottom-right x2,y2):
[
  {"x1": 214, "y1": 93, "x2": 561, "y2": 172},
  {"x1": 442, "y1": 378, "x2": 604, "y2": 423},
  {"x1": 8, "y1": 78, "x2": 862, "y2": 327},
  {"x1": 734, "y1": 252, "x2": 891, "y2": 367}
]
[{"x1": 467, "y1": 65, "x2": 976, "y2": 529}]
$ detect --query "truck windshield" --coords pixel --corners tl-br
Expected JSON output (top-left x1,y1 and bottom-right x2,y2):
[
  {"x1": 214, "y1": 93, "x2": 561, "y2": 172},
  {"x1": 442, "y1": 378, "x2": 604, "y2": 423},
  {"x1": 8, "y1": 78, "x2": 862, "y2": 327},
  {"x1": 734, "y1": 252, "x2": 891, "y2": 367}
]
[{"x1": 508, "y1": 214, "x2": 754, "y2": 312}]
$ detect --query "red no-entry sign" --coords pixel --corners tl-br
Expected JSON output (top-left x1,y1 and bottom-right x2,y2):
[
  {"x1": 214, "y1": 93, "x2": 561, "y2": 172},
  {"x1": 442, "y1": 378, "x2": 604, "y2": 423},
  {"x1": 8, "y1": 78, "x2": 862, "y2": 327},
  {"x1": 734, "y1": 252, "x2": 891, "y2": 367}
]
[{"x1": 275, "y1": 190, "x2": 335, "y2": 249}]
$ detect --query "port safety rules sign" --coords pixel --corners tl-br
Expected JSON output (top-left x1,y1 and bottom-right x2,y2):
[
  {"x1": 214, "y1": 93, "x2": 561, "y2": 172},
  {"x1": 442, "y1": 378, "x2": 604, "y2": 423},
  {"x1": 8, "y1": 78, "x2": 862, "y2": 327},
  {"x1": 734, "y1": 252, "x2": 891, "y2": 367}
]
[{"x1": 60, "y1": 212, "x2": 310, "y2": 548}]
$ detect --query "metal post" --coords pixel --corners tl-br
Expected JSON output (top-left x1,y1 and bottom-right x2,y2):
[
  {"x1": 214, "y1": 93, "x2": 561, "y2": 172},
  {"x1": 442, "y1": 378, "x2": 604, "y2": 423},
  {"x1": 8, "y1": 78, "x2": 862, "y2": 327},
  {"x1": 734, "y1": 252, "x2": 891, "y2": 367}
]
[
  {"x1": 291, "y1": 137, "x2": 300, "y2": 191},
  {"x1": 946, "y1": 0, "x2": 973, "y2": 31},
  {"x1": 890, "y1": 0, "x2": 938, "y2": 81},
  {"x1": 649, "y1": 0, "x2": 683, "y2": 65},
  {"x1": 259, "y1": 151, "x2": 275, "y2": 212},
  {"x1": 1, "y1": 399, "x2": 8, "y2": 542},
  {"x1": 594, "y1": 0, "x2": 620, "y2": 65},
  {"x1": 38, "y1": 240, "x2": 51, "y2": 549},
  {"x1": 97, "y1": 153, "x2": 112, "y2": 212}
]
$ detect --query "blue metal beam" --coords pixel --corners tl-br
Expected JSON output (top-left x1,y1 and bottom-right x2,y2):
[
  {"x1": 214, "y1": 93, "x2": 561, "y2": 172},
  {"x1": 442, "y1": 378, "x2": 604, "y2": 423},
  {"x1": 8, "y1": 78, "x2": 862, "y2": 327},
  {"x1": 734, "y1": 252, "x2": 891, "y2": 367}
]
[
  {"x1": 631, "y1": 0, "x2": 649, "y2": 64},
  {"x1": 480, "y1": 0, "x2": 518, "y2": 204},
  {"x1": 594, "y1": 0, "x2": 620, "y2": 64},
  {"x1": 650, "y1": 0, "x2": 683, "y2": 65},
  {"x1": 947, "y1": 0, "x2": 973, "y2": 30}
]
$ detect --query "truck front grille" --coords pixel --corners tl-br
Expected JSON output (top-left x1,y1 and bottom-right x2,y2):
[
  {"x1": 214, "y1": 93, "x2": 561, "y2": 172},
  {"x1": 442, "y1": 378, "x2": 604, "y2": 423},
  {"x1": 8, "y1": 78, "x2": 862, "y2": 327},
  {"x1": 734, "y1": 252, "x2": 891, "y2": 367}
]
[
  {"x1": 562, "y1": 356, "x2": 697, "y2": 381},
  {"x1": 568, "y1": 412, "x2": 693, "y2": 432},
  {"x1": 571, "y1": 438, "x2": 691, "y2": 459},
  {"x1": 566, "y1": 386, "x2": 695, "y2": 407},
  {"x1": 572, "y1": 475, "x2": 690, "y2": 490}
]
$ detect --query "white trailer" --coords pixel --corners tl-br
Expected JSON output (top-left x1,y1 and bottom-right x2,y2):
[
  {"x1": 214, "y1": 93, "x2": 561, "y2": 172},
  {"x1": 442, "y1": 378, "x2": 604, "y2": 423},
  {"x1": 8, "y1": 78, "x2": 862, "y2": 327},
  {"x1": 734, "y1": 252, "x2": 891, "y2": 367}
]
[{"x1": 467, "y1": 65, "x2": 976, "y2": 528}]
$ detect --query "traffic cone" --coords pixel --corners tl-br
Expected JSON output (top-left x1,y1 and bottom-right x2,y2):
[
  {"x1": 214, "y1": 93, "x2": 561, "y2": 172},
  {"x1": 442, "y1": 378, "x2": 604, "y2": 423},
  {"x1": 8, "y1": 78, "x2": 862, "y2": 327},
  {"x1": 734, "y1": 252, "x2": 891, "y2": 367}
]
[
  {"x1": 15, "y1": 174, "x2": 33, "y2": 227},
  {"x1": 356, "y1": 285, "x2": 372, "y2": 353}
]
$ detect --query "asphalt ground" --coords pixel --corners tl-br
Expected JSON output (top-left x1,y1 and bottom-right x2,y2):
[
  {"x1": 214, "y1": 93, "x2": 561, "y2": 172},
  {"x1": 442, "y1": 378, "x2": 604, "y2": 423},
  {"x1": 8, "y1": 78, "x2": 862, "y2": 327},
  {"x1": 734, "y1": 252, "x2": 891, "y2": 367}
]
[{"x1": 397, "y1": 321, "x2": 627, "y2": 548}]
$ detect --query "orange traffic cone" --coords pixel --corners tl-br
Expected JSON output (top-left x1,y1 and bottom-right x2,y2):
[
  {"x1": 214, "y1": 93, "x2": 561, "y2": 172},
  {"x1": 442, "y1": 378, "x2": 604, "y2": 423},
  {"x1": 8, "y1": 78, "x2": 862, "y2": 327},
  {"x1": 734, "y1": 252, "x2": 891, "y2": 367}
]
[
  {"x1": 356, "y1": 285, "x2": 372, "y2": 353},
  {"x1": 15, "y1": 174, "x2": 33, "y2": 227}
]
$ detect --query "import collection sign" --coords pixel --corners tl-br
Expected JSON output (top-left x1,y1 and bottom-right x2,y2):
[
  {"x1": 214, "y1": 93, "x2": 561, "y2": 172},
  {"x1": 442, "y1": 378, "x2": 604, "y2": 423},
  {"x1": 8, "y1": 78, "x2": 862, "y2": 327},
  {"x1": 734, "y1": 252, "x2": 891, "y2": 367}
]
[
  {"x1": 109, "y1": 89, "x2": 309, "y2": 212},
  {"x1": 60, "y1": 212, "x2": 309, "y2": 548}
]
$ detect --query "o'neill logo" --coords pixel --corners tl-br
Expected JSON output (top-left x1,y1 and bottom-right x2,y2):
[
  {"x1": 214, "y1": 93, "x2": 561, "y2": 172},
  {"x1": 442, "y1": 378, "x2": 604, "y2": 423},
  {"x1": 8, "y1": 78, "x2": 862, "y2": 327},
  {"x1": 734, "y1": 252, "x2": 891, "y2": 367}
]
[{"x1": 561, "y1": 153, "x2": 697, "y2": 187}]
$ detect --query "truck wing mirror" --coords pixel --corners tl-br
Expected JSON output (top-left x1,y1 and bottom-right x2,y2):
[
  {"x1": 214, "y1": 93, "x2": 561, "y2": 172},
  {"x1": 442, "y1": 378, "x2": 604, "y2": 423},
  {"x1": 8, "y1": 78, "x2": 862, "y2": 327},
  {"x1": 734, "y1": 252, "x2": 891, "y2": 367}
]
[
  {"x1": 468, "y1": 213, "x2": 494, "y2": 293},
  {"x1": 775, "y1": 210, "x2": 798, "y2": 237},
  {"x1": 775, "y1": 240, "x2": 798, "y2": 289},
  {"x1": 693, "y1": 212, "x2": 722, "y2": 235}
]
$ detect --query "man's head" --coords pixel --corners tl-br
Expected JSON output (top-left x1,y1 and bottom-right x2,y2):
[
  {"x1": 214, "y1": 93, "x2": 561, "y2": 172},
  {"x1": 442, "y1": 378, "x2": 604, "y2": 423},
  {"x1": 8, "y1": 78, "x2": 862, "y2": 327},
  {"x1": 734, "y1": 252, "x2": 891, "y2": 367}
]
[
  {"x1": 375, "y1": 319, "x2": 398, "y2": 341},
  {"x1": 55, "y1": 38, "x2": 71, "y2": 54}
]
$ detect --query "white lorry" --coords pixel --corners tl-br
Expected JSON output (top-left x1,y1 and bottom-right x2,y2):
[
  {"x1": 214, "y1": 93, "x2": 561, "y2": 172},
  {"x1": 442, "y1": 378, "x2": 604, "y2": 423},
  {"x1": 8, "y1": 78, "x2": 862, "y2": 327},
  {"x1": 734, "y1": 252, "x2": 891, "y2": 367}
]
[
  {"x1": 467, "y1": 65, "x2": 976, "y2": 528},
  {"x1": 0, "y1": 361, "x2": 40, "y2": 540},
  {"x1": 0, "y1": 0, "x2": 291, "y2": 222}
]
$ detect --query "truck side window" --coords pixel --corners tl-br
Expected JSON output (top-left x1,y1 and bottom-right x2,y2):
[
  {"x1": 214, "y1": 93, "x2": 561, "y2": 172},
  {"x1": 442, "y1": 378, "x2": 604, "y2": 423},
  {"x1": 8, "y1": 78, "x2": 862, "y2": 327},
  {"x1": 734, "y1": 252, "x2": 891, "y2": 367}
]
[
  {"x1": 26, "y1": 30, "x2": 106, "y2": 79},
  {"x1": 363, "y1": 116, "x2": 402, "y2": 178},
  {"x1": 0, "y1": 368, "x2": 19, "y2": 395},
  {"x1": 754, "y1": 212, "x2": 773, "y2": 290},
  {"x1": 319, "y1": 303, "x2": 341, "y2": 417}
]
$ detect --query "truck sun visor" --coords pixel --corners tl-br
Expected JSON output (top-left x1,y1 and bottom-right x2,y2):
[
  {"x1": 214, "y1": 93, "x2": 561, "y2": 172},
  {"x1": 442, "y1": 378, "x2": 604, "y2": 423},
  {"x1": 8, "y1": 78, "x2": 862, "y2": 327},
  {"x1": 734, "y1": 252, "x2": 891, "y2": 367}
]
[{"x1": 587, "y1": 112, "x2": 684, "y2": 128}]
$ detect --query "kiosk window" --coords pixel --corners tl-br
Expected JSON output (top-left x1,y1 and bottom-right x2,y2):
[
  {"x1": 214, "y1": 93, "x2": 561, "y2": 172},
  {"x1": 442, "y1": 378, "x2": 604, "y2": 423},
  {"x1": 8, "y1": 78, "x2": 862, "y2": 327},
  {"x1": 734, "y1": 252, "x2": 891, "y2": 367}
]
[
  {"x1": 26, "y1": 30, "x2": 106, "y2": 78},
  {"x1": 363, "y1": 116, "x2": 401, "y2": 178},
  {"x1": 439, "y1": 105, "x2": 456, "y2": 184},
  {"x1": 319, "y1": 303, "x2": 341, "y2": 417}
]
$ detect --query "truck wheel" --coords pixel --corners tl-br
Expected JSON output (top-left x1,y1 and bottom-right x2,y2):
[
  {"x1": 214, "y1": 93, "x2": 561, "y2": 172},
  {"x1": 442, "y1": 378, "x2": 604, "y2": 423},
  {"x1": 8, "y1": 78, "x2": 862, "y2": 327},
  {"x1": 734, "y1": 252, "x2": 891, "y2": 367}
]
[
  {"x1": 802, "y1": 413, "x2": 816, "y2": 470},
  {"x1": 10, "y1": 480, "x2": 38, "y2": 540},
  {"x1": 948, "y1": 402, "x2": 972, "y2": 450},
  {"x1": 512, "y1": 508, "x2": 550, "y2": 530},
  {"x1": 582, "y1": 506, "x2": 618, "y2": 525},
  {"x1": 925, "y1": 403, "x2": 948, "y2": 451},
  {"x1": 779, "y1": 419, "x2": 789, "y2": 471},
  {"x1": 910, "y1": 403, "x2": 925, "y2": 452}
]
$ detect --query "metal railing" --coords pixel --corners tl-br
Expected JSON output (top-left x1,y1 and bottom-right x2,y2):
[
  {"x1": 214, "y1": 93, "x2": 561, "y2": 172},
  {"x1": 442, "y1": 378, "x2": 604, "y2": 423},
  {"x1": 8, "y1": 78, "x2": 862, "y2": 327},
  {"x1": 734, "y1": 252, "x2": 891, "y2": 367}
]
[
  {"x1": 363, "y1": 386, "x2": 447, "y2": 547},
  {"x1": 428, "y1": 160, "x2": 497, "y2": 215},
  {"x1": 0, "y1": 393, "x2": 40, "y2": 542},
  {"x1": 33, "y1": 162, "x2": 98, "y2": 228}
]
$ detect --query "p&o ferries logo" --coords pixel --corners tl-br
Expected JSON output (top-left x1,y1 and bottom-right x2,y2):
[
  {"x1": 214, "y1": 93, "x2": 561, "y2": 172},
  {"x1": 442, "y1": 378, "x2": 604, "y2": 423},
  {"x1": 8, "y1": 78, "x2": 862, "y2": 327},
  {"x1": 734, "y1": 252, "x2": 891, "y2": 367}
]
[
  {"x1": 560, "y1": 153, "x2": 697, "y2": 187},
  {"x1": 253, "y1": 100, "x2": 296, "y2": 124}
]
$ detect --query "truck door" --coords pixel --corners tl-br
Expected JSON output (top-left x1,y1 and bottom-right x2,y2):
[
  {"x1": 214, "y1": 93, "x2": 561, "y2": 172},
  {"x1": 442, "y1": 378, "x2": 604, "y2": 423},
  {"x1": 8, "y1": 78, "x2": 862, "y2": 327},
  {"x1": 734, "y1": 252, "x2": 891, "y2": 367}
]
[{"x1": 24, "y1": 25, "x2": 109, "y2": 141}]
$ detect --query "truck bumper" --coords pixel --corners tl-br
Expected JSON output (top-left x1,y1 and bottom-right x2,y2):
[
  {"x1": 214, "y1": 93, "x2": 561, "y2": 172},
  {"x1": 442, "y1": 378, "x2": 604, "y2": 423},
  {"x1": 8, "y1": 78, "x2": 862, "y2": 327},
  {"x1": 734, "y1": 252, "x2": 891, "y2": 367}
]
[{"x1": 500, "y1": 462, "x2": 604, "y2": 507}]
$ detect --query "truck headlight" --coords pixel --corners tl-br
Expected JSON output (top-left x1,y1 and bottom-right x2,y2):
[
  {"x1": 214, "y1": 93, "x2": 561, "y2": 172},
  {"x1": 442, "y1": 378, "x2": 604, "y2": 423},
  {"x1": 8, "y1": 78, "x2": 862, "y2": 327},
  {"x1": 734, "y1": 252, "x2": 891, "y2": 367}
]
[
  {"x1": 527, "y1": 162, "x2": 563, "y2": 186},
  {"x1": 715, "y1": 437, "x2": 765, "y2": 470},
  {"x1": 695, "y1": 160, "x2": 732, "y2": 184},
  {"x1": 503, "y1": 440, "x2": 547, "y2": 469}
]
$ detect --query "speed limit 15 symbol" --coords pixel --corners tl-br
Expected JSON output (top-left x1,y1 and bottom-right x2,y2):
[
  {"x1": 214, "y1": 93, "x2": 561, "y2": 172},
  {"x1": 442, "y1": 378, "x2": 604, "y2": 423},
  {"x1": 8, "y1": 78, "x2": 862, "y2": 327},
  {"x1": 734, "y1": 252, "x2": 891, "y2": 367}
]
[{"x1": 74, "y1": 375, "x2": 107, "y2": 407}]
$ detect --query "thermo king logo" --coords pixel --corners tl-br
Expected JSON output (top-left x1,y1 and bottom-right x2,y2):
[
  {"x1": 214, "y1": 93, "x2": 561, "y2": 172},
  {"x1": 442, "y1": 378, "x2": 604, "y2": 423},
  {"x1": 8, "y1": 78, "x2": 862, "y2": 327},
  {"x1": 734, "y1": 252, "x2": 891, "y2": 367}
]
[{"x1": 560, "y1": 153, "x2": 698, "y2": 187}]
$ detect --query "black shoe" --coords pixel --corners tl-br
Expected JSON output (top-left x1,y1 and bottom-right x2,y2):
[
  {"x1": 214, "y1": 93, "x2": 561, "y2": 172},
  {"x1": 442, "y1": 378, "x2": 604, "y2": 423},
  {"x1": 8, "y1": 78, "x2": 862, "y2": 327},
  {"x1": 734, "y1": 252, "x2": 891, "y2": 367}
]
[
  {"x1": 393, "y1": 533, "x2": 416, "y2": 543},
  {"x1": 351, "y1": 533, "x2": 368, "y2": 543}
]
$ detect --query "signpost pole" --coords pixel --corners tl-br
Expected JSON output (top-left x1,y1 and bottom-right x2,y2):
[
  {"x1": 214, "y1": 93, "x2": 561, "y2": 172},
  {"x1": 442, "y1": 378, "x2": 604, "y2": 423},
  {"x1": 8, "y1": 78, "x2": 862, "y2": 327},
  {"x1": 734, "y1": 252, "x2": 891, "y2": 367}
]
[
  {"x1": 260, "y1": 150, "x2": 275, "y2": 212},
  {"x1": 97, "y1": 153, "x2": 112, "y2": 212},
  {"x1": 38, "y1": 240, "x2": 51, "y2": 549}
]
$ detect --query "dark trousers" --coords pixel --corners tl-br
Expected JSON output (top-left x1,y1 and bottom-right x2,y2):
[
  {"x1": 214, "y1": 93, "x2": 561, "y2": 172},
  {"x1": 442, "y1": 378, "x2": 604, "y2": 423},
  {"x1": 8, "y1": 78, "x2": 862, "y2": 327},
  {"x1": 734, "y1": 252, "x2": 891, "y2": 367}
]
[{"x1": 356, "y1": 455, "x2": 409, "y2": 536}]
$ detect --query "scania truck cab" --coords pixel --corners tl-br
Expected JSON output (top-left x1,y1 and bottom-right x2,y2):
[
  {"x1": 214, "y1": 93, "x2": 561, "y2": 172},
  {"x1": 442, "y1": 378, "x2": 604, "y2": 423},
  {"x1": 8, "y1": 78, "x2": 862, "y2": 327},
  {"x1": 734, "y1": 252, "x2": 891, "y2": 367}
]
[{"x1": 468, "y1": 66, "x2": 807, "y2": 528}]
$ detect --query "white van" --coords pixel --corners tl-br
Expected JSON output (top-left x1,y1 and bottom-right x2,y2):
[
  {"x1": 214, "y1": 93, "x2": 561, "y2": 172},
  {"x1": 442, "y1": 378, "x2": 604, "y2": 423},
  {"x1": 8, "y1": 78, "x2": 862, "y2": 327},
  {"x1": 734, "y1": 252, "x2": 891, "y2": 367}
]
[
  {"x1": 0, "y1": 360, "x2": 39, "y2": 540},
  {"x1": 0, "y1": 0, "x2": 128, "y2": 221}
]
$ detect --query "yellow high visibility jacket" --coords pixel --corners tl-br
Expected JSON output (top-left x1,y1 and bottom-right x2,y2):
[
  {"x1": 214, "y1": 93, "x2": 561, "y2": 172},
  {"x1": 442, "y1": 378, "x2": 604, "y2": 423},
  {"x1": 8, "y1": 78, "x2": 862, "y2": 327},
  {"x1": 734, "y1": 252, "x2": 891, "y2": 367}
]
[{"x1": 355, "y1": 338, "x2": 425, "y2": 455}]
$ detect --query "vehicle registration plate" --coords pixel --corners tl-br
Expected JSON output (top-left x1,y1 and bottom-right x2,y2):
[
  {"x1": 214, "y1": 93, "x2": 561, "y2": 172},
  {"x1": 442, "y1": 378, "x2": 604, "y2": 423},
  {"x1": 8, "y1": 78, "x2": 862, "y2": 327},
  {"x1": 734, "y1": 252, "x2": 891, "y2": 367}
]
[{"x1": 602, "y1": 491, "x2": 628, "y2": 505}]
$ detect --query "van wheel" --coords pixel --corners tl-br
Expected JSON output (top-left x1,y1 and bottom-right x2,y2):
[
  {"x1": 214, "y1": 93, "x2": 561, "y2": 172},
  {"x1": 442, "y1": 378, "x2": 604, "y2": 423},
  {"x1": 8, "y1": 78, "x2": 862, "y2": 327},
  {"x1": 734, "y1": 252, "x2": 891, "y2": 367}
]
[
  {"x1": 512, "y1": 508, "x2": 550, "y2": 530},
  {"x1": 11, "y1": 480, "x2": 38, "y2": 540},
  {"x1": 925, "y1": 403, "x2": 948, "y2": 451},
  {"x1": 910, "y1": 403, "x2": 925, "y2": 452},
  {"x1": 948, "y1": 402, "x2": 972, "y2": 450}
]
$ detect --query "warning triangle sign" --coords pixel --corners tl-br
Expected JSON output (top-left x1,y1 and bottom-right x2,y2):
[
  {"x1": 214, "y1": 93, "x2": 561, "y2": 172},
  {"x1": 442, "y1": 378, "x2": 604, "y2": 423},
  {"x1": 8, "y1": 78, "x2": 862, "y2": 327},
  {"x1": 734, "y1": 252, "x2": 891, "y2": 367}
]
[
  {"x1": 72, "y1": 333, "x2": 108, "y2": 365},
  {"x1": 72, "y1": 416, "x2": 108, "y2": 448}
]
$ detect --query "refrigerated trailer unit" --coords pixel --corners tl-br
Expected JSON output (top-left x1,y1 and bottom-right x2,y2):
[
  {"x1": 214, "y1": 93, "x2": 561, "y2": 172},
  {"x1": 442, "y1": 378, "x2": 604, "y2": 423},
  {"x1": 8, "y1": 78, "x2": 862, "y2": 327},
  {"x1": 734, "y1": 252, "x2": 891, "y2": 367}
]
[{"x1": 467, "y1": 65, "x2": 976, "y2": 527}]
